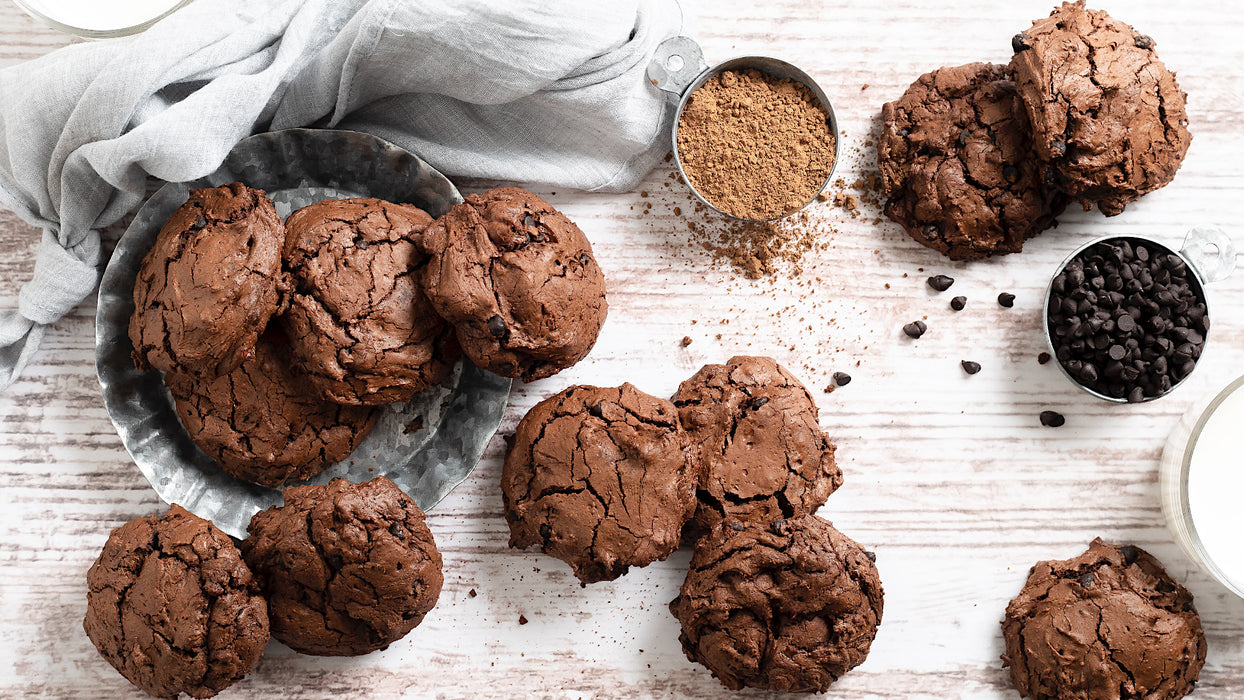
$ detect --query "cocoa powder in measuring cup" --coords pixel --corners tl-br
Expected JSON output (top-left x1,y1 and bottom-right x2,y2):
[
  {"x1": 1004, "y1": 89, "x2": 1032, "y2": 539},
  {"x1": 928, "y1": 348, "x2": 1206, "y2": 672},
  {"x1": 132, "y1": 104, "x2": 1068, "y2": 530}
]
[{"x1": 677, "y1": 69, "x2": 835, "y2": 220}]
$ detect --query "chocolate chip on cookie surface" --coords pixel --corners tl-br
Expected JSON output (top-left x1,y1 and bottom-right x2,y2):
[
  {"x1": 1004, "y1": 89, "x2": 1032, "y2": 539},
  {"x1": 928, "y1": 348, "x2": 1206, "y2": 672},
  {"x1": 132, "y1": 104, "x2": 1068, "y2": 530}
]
[
  {"x1": 164, "y1": 331, "x2": 379, "y2": 488},
  {"x1": 84, "y1": 504, "x2": 269, "y2": 699},
  {"x1": 1002, "y1": 538, "x2": 1206, "y2": 700},
  {"x1": 672, "y1": 356, "x2": 840, "y2": 535},
  {"x1": 879, "y1": 62, "x2": 1064, "y2": 260},
  {"x1": 280, "y1": 198, "x2": 457, "y2": 406},
  {"x1": 670, "y1": 515, "x2": 884, "y2": 692},
  {"x1": 1010, "y1": 1, "x2": 1191, "y2": 215},
  {"x1": 501, "y1": 383, "x2": 697, "y2": 584},
  {"x1": 129, "y1": 182, "x2": 287, "y2": 378},
  {"x1": 419, "y1": 187, "x2": 607, "y2": 382},
  {"x1": 242, "y1": 477, "x2": 443, "y2": 656}
]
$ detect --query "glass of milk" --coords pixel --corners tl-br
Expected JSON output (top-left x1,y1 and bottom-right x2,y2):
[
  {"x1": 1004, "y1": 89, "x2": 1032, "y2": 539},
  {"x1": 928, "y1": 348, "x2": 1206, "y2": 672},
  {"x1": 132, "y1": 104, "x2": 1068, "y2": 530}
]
[
  {"x1": 1161, "y1": 374, "x2": 1244, "y2": 598},
  {"x1": 13, "y1": 0, "x2": 194, "y2": 38}
]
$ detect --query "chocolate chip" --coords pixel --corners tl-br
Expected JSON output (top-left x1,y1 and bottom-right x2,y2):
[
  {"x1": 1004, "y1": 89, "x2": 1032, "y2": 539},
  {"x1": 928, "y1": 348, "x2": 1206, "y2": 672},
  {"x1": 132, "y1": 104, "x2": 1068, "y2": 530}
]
[
  {"x1": 192, "y1": 215, "x2": 207, "y2": 230},
  {"x1": 522, "y1": 213, "x2": 537, "y2": 229},
  {"x1": 388, "y1": 522, "x2": 404, "y2": 538},
  {"x1": 587, "y1": 402, "x2": 604, "y2": 418},
  {"x1": 957, "y1": 130, "x2": 969, "y2": 148},
  {"x1": 832, "y1": 372, "x2": 851, "y2": 386},
  {"x1": 1012, "y1": 32, "x2": 1031, "y2": 52},
  {"x1": 927, "y1": 274, "x2": 955, "y2": 292},
  {"x1": 1077, "y1": 573, "x2": 1095, "y2": 588},
  {"x1": 1134, "y1": 34, "x2": 1154, "y2": 49},
  {"x1": 1039, "y1": 410, "x2": 1065, "y2": 427},
  {"x1": 326, "y1": 554, "x2": 344, "y2": 570},
  {"x1": 487, "y1": 314, "x2": 507, "y2": 338},
  {"x1": 539, "y1": 523, "x2": 552, "y2": 541},
  {"x1": 727, "y1": 521, "x2": 746, "y2": 531},
  {"x1": 921, "y1": 224, "x2": 938, "y2": 241},
  {"x1": 903, "y1": 320, "x2": 927, "y2": 338},
  {"x1": 1120, "y1": 545, "x2": 1139, "y2": 565},
  {"x1": 997, "y1": 292, "x2": 1015, "y2": 308},
  {"x1": 961, "y1": 360, "x2": 981, "y2": 375},
  {"x1": 1038, "y1": 352, "x2": 1052, "y2": 365},
  {"x1": 950, "y1": 295, "x2": 966, "y2": 311},
  {"x1": 1051, "y1": 139, "x2": 1067, "y2": 157},
  {"x1": 864, "y1": 551, "x2": 877, "y2": 562},
  {"x1": 770, "y1": 519, "x2": 787, "y2": 534},
  {"x1": 749, "y1": 396, "x2": 770, "y2": 410},
  {"x1": 1002, "y1": 165, "x2": 1019, "y2": 182}
]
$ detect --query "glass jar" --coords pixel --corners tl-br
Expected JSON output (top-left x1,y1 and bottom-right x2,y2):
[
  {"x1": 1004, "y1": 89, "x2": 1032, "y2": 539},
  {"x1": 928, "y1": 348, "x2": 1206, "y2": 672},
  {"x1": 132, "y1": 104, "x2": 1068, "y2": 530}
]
[
  {"x1": 13, "y1": 0, "x2": 194, "y2": 39},
  {"x1": 1160, "y1": 374, "x2": 1244, "y2": 598}
]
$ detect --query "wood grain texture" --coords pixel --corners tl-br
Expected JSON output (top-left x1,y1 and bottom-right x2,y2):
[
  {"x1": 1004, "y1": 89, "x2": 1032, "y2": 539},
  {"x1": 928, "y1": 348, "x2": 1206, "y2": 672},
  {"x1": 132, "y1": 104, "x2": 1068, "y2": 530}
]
[{"x1": 3, "y1": 1, "x2": 1244, "y2": 698}]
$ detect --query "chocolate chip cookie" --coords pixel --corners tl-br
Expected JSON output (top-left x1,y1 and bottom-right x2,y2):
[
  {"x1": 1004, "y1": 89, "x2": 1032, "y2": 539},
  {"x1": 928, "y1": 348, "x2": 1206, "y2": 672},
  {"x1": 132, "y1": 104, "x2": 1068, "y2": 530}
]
[
  {"x1": 672, "y1": 356, "x2": 840, "y2": 535},
  {"x1": 1002, "y1": 538, "x2": 1206, "y2": 700},
  {"x1": 670, "y1": 516, "x2": 884, "y2": 692},
  {"x1": 501, "y1": 383, "x2": 697, "y2": 584},
  {"x1": 242, "y1": 477, "x2": 443, "y2": 656},
  {"x1": 130, "y1": 182, "x2": 286, "y2": 378},
  {"x1": 281, "y1": 198, "x2": 457, "y2": 406},
  {"x1": 420, "y1": 187, "x2": 607, "y2": 382},
  {"x1": 84, "y1": 504, "x2": 269, "y2": 699},
  {"x1": 879, "y1": 62, "x2": 1065, "y2": 261},
  {"x1": 1010, "y1": 1, "x2": 1192, "y2": 216},
  {"x1": 164, "y1": 331, "x2": 379, "y2": 488}
]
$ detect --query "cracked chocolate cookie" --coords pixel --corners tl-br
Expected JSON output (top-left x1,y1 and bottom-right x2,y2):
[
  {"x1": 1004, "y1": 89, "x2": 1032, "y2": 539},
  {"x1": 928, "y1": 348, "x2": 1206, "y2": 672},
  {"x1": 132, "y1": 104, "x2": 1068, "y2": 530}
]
[
  {"x1": 1010, "y1": 1, "x2": 1192, "y2": 216},
  {"x1": 164, "y1": 331, "x2": 379, "y2": 487},
  {"x1": 242, "y1": 477, "x2": 443, "y2": 656},
  {"x1": 1002, "y1": 538, "x2": 1206, "y2": 700},
  {"x1": 420, "y1": 187, "x2": 607, "y2": 382},
  {"x1": 84, "y1": 504, "x2": 269, "y2": 699},
  {"x1": 501, "y1": 383, "x2": 697, "y2": 584},
  {"x1": 280, "y1": 198, "x2": 457, "y2": 406},
  {"x1": 879, "y1": 62, "x2": 1065, "y2": 261},
  {"x1": 130, "y1": 182, "x2": 286, "y2": 378},
  {"x1": 672, "y1": 356, "x2": 840, "y2": 536},
  {"x1": 670, "y1": 516, "x2": 884, "y2": 692}
]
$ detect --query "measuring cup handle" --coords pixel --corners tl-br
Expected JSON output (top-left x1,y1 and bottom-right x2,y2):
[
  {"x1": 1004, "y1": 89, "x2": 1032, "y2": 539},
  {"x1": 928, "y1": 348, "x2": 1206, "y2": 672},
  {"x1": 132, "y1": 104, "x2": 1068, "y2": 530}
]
[
  {"x1": 1180, "y1": 227, "x2": 1237, "y2": 284},
  {"x1": 647, "y1": 36, "x2": 709, "y2": 97}
]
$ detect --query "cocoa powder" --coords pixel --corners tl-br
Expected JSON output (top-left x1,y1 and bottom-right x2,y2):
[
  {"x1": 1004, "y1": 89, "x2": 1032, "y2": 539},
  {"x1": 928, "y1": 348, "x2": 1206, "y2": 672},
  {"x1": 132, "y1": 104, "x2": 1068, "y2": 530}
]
[{"x1": 677, "y1": 69, "x2": 836, "y2": 220}]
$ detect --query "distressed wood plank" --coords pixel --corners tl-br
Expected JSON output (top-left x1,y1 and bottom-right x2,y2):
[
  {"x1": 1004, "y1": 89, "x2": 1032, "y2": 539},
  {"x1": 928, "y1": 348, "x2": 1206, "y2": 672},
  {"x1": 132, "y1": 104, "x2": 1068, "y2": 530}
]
[{"x1": 3, "y1": 1, "x2": 1244, "y2": 697}]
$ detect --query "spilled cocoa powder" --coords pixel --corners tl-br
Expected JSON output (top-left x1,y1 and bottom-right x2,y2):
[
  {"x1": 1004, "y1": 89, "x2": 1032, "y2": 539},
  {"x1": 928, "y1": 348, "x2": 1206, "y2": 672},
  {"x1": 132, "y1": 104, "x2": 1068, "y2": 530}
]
[{"x1": 677, "y1": 69, "x2": 836, "y2": 220}]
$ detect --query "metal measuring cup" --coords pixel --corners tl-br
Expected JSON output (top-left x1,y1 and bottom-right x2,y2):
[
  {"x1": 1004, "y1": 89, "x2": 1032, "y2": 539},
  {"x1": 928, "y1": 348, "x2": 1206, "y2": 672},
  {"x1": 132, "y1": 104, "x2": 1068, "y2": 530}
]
[
  {"x1": 1042, "y1": 227, "x2": 1237, "y2": 403},
  {"x1": 646, "y1": 36, "x2": 840, "y2": 222}
]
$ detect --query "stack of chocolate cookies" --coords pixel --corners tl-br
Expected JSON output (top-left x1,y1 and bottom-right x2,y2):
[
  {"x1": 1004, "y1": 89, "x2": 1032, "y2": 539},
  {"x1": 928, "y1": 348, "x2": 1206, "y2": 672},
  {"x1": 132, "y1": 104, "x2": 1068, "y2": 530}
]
[
  {"x1": 877, "y1": 1, "x2": 1192, "y2": 261},
  {"x1": 501, "y1": 356, "x2": 884, "y2": 693},
  {"x1": 129, "y1": 183, "x2": 608, "y2": 487}
]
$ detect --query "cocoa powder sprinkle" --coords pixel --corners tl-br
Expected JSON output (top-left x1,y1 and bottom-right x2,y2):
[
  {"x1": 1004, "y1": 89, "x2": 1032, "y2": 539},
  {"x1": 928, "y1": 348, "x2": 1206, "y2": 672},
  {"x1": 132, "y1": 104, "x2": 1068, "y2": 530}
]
[{"x1": 677, "y1": 69, "x2": 835, "y2": 220}]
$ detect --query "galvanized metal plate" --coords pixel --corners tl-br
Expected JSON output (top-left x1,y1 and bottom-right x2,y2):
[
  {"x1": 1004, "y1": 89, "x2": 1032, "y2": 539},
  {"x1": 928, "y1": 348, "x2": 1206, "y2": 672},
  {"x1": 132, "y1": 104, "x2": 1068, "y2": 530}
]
[{"x1": 96, "y1": 128, "x2": 511, "y2": 538}]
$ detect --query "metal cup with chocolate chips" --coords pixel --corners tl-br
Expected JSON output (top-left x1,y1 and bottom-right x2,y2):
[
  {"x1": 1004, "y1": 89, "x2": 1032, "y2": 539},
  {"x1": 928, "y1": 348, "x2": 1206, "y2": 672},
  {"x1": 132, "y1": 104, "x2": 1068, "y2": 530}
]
[{"x1": 1043, "y1": 228, "x2": 1235, "y2": 402}]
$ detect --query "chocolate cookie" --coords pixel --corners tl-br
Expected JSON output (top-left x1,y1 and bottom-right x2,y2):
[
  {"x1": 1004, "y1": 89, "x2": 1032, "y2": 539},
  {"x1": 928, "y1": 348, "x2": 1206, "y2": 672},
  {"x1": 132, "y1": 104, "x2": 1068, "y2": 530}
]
[
  {"x1": 501, "y1": 383, "x2": 697, "y2": 584},
  {"x1": 1002, "y1": 538, "x2": 1206, "y2": 700},
  {"x1": 1010, "y1": 1, "x2": 1192, "y2": 216},
  {"x1": 280, "y1": 198, "x2": 457, "y2": 406},
  {"x1": 420, "y1": 187, "x2": 607, "y2": 382},
  {"x1": 130, "y1": 182, "x2": 286, "y2": 378},
  {"x1": 670, "y1": 516, "x2": 884, "y2": 692},
  {"x1": 242, "y1": 477, "x2": 443, "y2": 656},
  {"x1": 84, "y1": 504, "x2": 269, "y2": 699},
  {"x1": 672, "y1": 356, "x2": 840, "y2": 535},
  {"x1": 879, "y1": 62, "x2": 1065, "y2": 261},
  {"x1": 164, "y1": 331, "x2": 379, "y2": 488}
]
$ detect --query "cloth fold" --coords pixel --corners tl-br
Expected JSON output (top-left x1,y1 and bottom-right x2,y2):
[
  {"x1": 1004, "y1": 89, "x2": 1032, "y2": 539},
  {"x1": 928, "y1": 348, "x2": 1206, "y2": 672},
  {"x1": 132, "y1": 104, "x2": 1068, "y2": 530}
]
[{"x1": 0, "y1": 0, "x2": 680, "y2": 389}]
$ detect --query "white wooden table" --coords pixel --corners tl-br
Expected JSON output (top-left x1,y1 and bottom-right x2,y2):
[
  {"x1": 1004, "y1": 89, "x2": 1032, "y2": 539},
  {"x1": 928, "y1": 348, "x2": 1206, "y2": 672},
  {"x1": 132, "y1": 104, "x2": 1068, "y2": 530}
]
[{"x1": 3, "y1": 1, "x2": 1244, "y2": 698}]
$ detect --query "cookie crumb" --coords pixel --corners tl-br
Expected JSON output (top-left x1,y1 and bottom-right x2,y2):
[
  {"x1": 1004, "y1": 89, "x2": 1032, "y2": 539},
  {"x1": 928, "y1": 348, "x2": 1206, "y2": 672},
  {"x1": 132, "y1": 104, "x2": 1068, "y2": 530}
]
[
  {"x1": 468, "y1": 588, "x2": 477, "y2": 598},
  {"x1": 518, "y1": 614, "x2": 529, "y2": 625},
  {"x1": 681, "y1": 336, "x2": 693, "y2": 347},
  {"x1": 404, "y1": 417, "x2": 424, "y2": 434}
]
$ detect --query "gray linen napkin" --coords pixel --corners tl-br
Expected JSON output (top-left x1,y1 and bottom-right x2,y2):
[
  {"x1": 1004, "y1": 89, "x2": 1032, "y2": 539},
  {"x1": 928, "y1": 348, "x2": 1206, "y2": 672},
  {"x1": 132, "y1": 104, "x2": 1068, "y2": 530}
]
[{"x1": 0, "y1": 0, "x2": 681, "y2": 389}]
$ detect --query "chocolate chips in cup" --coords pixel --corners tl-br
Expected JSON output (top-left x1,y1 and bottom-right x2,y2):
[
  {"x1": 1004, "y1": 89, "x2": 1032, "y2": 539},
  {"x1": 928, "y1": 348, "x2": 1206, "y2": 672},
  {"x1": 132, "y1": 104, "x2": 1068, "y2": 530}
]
[{"x1": 1046, "y1": 237, "x2": 1208, "y2": 402}]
